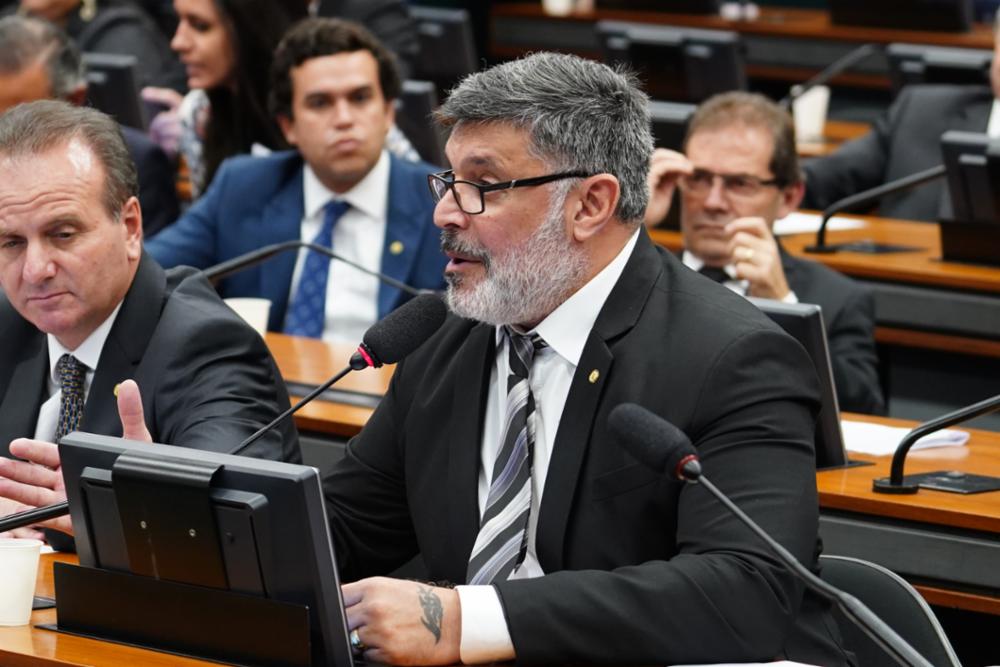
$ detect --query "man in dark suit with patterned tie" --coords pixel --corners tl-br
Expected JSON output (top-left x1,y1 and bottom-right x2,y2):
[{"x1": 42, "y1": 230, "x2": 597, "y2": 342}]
[
  {"x1": 645, "y1": 91, "x2": 884, "y2": 415},
  {"x1": 320, "y1": 53, "x2": 851, "y2": 666},
  {"x1": 0, "y1": 101, "x2": 298, "y2": 541}
]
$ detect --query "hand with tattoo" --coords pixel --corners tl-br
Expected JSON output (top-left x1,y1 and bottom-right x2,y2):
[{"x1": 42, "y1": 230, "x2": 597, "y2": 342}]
[{"x1": 342, "y1": 577, "x2": 461, "y2": 665}]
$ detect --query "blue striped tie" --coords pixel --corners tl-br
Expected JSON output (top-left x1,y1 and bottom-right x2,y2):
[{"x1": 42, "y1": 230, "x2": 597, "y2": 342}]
[
  {"x1": 55, "y1": 354, "x2": 86, "y2": 441},
  {"x1": 467, "y1": 327, "x2": 547, "y2": 584},
  {"x1": 284, "y1": 200, "x2": 351, "y2": 338}
]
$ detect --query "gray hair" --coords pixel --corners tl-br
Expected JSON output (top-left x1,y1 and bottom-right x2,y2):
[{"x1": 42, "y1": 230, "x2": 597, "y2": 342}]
[
  {"x1": 0, "y1": 100, "x2": 138, "y2": 218},
  {"x1": 0, "y1": 16, "x2": 86, "y2": 100},
  {"x1": 436, "y1": 52, "x2": 653, "y2": 225}
]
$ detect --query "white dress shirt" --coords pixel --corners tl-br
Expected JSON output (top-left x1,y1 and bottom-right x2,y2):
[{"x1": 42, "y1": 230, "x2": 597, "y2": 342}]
[
  {"x1": 33, "y1": 304, "x2": 123, "y2": 442},
  {"x1": 288, "y1": 151, "x2": 390, "y2": 344},
  {"x1": 987, "y1": 98, "x2": 1000, "y2": 139},
  {"x1": 682, "y1": 250, "x2": 799, "y2": 304},
  {"x1": 456, "y1": 230, "x2": 640, "y2": 664}
]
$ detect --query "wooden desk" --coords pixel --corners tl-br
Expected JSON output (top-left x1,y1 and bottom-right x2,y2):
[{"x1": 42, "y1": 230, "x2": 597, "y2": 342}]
[
  {"x1": 491, "y1": 3, "x2": 996, "y2": 89},
  {"x1": 796, "y1": 120, "x2": 870, "y2": 158}
]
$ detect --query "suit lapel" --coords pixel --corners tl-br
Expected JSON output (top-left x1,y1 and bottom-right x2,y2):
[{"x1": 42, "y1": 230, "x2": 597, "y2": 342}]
[
  {"x1": 447, "y1": 323, "x2": 495, "y2": 580},
  {"x1": 535, "y1": 231, "x2": 664, "y2": 571},
  {"x1": 378, "y1": 157, "x2": 426, "y2": 318},
  {"x1": 259, "y1": 168, "x2": 306, "y2": 330},
  {"x1": 0, "y1": 320, "x2": 48, "y2": 455},
  {"x1": 82, "y1": 255, "x2": 167, "y2": 436}
]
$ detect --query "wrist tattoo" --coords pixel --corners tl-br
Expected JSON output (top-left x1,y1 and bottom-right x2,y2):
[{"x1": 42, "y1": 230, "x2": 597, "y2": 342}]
[{"x1": 418, "y1": 586, "x2": 443, "y2": 643}]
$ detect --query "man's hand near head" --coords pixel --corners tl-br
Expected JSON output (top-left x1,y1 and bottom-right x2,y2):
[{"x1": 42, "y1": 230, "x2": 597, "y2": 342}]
[
  {"x1": 725, "y1": 217, "x2": 791, "y2": 300},
  {"x1": 0, "y1": 380, "x2": 152, "y2": 538}
]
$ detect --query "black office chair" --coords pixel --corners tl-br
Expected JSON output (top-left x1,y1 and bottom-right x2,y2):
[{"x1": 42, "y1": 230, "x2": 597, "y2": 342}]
[
  {"x1": 395, "y1": 79, "x2": 448, "y2": 167},
  {"x1": 409, "y1": 6, "x2": 479, "y2": 99},
  {"x1": 819, "y1": 555, "x2": 963, "y2": 667}
]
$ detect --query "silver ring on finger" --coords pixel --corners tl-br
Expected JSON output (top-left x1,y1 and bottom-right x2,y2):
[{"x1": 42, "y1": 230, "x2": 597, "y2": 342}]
[{"x1": 350, "y1": 628, "x2": 368, "y2": 652}]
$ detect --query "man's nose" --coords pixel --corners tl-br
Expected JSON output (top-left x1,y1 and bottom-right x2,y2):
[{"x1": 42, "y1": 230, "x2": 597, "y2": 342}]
[{"x1": 22, "y1": 243, "x2": 56, "y2": 283}]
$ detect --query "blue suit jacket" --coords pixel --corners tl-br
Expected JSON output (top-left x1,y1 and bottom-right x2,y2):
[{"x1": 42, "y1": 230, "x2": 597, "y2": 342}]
[{"x1": 146, "y1": 150, "x2": 446, "y2": 332}]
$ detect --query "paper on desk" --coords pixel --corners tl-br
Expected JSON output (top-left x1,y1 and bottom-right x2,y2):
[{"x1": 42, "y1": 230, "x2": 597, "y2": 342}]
[
  {"x1": 773, "y1": 211, "x2": 866, "y2": 236},
  {"x1": 841, "y1": 420, "x2": 970, "y2": 456}
]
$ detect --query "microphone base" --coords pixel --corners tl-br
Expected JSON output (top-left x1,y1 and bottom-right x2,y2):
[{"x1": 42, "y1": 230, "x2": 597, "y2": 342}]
[
  {"x1": 875, "y1": 471, "x2": 1000, "y2": 495},
  {"x1": 805, "y1": 241, "x2": 921, "y2": 255}
]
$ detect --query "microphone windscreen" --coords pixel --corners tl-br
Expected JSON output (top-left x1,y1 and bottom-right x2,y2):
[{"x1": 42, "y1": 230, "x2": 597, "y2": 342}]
[
  {"x1": 607, "y1": 403, "x2": 696, "y2": 477},
  {"x1": 362, "y1": 293, "x2": 447, "y2": 365}
]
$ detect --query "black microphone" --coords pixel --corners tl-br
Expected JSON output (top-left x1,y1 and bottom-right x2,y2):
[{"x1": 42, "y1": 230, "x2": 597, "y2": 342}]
[
  {"x1": 0, "y1": 294, "x2": 448, "y2": 535},
  {"x1": 607, "y1": 403, "x2": 935, "y2": 667},
  {"x1": 202, "y1": 240, "x2": 428, "y2": 298},
  {"x1": 779, "y1": 43, "x2": 881, "y2": 110},
  {"x1": 230, "y1": 292, "x2": 447, "y2": 456},
  {"x1": 872, "y1": 391, "x2": 1000, "y2": 494},
  {"x1": 804, "y1": 164, "x2": 946, "y2": 254}
]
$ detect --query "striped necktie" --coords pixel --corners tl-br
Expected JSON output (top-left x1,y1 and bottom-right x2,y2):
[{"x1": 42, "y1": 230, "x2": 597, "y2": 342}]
[
  {"x1": 55, "y1": 354, "x2": 86, "y2": 440},
  {"x1": 467, "y1": 327, "x2": 547, "y2": 585}
]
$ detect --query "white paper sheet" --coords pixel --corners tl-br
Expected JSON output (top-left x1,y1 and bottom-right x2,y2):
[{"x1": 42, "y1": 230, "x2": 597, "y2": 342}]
[
  {"x1": 773, "y1": 211, "x2": 866, "y2": 236},
  {"x1": 841, "y1": 420, "x2": 970, "y2": 456}
]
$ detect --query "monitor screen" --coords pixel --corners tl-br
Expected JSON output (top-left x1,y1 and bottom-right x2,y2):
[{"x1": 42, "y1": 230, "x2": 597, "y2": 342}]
[
  {"x1": 887, "y1": 43, "x2": 993, "y2": 95},
  {"x1": 598, "y1": 21, "x2": 746, "y2": 104},
  {"x1": 748, "y1": 298, "x2": 850, "y2": 469},
  {"x1": 58, "y1": 432, "x2": 353, "y2": 667},
  {"x1": 830, "y1": 0, "x2": 974, "y2": 32},
  {"x1": 82, "y1": 52, "x2": 147, "y2": 130},
  {"x1": 649, "y1": 100, "x2": 697, "y2": 151},
  {"x1": 939, "y1": 130, "x2": 1000, "y2": 265}
]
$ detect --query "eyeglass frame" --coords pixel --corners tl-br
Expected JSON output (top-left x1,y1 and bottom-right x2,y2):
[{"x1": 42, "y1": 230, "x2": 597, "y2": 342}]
[
  {"x1": 678, "y1": 168, "x2": 784, "y2": 199},
  {"x1": 427, "y1": 169, "x2": 591, "y2": 215}
]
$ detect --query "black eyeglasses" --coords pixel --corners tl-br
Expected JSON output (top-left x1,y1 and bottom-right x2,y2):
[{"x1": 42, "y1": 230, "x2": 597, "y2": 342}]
[
  {"x1": 427, "y1": 169, "x2": 591, "y2": 215},
  {"x1": 678, "y1": 168, "x2": 782, "y2": 199}
]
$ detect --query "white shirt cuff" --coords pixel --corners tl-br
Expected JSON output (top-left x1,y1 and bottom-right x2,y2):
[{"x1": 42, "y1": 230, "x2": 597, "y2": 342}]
[
  {"x1": 781, "y1": 290, "x2": 799, "y2": 304},
  {"x1": 455, "y1": 585, "x2": 515, "y2": 664}
]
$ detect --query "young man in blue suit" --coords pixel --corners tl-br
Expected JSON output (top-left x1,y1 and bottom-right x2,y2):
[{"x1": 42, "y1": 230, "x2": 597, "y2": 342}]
[{"x1": 145, "y1": 18, "x2": 446, "y2": 343}]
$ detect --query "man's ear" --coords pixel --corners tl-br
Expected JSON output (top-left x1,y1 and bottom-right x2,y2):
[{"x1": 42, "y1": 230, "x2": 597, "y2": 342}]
[
  {"x1": 777, "y1": 181, "x2": 805, "y2": 220},
  {"x1": 121, "y1": 196, "x2": 143, "y2": 259},
  {"x1": 570, "y1": 174, "x2": 620, "y2": 243},
  {"x1": 66, "y1": 84, "x2": 88, "y2": 107},
  {"x1": 277, "y1": 113, "x2": 297, "y2": 146}
]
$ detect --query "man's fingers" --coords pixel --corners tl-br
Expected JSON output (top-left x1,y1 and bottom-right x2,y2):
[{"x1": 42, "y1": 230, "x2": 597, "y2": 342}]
[
  {"x1": 0, "y1": 454, "x2": 61, "y2": 490},
  {"x1": 8, "y1": 438, "x2": 61, "y2": 469},
  {"x1": 117, "y1": 380, "x2": 153, "y2": 443}
]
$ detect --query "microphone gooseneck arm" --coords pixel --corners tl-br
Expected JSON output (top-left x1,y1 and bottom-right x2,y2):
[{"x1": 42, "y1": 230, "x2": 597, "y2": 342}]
[
  {"x1": 807, "y1": 164, "x2": 947, "y2": 253},
  {"x1": 873, "y1": 391, "x2": 1000, "y2": 493},
  {"x1": 780, "y1": 43, "x2": 881, "y2": 109},
  {"x1": 0, "y1": 501, "x2": 70, "y2": 533}
]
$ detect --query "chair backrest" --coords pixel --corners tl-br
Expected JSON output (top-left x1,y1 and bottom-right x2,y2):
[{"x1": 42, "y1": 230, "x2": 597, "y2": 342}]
[
  {"x1": 409, "y1": 6, "x2": 479, "y2": 98},
  {"x1": 395, "y1": 79, "x2": 448, "y2": 167},
  {"x1": 886, "y1": 43, "x2": 993, "y2": 96},
  {"x1": 819, "y1": 555, "x2": 962, "y2": 667}
]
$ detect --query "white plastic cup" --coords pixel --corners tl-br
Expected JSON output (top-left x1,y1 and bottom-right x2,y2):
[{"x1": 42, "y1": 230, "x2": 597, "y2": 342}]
[
  {"x1": 224, "y1": 298, "x2": 272, "y2": 336},
  {"x1": 542, "y1": 0, "x2": 575, "y2": 16},
  {"x1": 0, "y1": 538, "x2": 43, "y2": 626},
  {"x1": 793, "y1": 84, "x2": 830, "y2": 144}
]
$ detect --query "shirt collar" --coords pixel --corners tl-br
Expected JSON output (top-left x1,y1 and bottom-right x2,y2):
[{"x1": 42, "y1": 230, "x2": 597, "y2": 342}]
[
  {"x1": 681, "y1": 249, "x2": 739, "y2": 280},
  {"x1": 46, "y1": 302, "x2": 123, "y2": 383},
  {"x1": 302, "y1": 149, "x2": 390, "y2": 221},
  {"x1": 496, "y1": 229, "x2": 641, "y2": 367}
]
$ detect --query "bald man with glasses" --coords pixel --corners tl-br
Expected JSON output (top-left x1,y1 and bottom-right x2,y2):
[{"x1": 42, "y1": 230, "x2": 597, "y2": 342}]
[{"x1": 644, "y1": 91, "x2": 884, "y2": 416}]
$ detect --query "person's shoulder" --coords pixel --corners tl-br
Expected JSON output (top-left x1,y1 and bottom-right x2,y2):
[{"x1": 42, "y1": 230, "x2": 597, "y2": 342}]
[
  {"x1": 389, "y1": 153, "x2": 438, "y2": 179},
  {"x1": 212, "y1": 150, "x2": 304, "y2": 191},
  {"x1": 895, "y1": 83, "x2": 993, "y2": 109}
]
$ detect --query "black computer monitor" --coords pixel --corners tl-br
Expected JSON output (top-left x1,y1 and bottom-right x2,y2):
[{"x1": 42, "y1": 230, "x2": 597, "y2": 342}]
[
  {"x1": 649, "y1": 100, "x2": 697, "y2": 151},
  {"x1": 410, "y1": 6, "x2": 479, "y2": 98},
  {"x1": 830, "y1": 0, "x2": 975, "y2": 32},
  {"x1": 939, "y1": 130, "x2": 1000, "y2": 265},
  {"x1": 82, "y1": 52, "x2": 147, "y2": 130},
  {"x1": 396, "y1": 79, "x2": 448, "y2": 166},
  {"x1": 57, "y1": 432, "x2": 352, "y2": 667},
  {"x1": 597, "y1": 21, "x2": 746, "y2": 104},
  {"x1": 748, "y1": 298, "x2": 851, "y2": 469},
  {"x1": 595, "y1": 0, "x2": 720, "y2": 12},
  {"x1": 887, "y1": 43, "x2": 993, "y2": 95}
]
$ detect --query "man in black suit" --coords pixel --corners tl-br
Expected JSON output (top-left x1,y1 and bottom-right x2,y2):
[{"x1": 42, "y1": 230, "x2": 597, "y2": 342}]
[
  {"x1": 323, "y1": 53, "x2": 850, "y2": 666},
  {"x1": 0, "y1": 16, "x2": 180, "y2": 236},
  {"x1": 0, "y1": 100, "x2": 298, "y2": 541},
  {"x1": 801, "y1": 12, "x2": 999, "y2": 222},
  {"x1": 645, "y1": 91, "x2": 883, "y2": 415}
]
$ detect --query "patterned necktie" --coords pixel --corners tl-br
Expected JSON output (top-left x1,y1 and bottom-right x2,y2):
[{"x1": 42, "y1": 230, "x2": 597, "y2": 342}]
[
  {"x1": 284, "y1": 200, "x2": 351, "y2": 338},
  {"x1": 467, "y1": 327, "x2": 547, "y2": 585},
  {"x1": 55, "y1": 354, "x2": 86, "y2": 441},
  {"x1": 699, "y1": 265, "x2": 731, "y2": 284}
]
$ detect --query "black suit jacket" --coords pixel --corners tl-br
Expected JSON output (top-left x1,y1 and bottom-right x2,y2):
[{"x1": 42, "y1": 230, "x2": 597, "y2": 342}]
[
  {"x1": 782, "y1": 250, "x2": 884, "y2": 415},
  {"x1": 802, "y1": 84, "x2": 994, "y2": 222},
  {"x1": 122, "y1": 126, "x2": 179, "y2": 237},
  {"x1": 0, "y1": 253, "x2": 299, "y2": 464},
  {"x1": 324, "y1": 231, "x2": 850, "y2": 665}
]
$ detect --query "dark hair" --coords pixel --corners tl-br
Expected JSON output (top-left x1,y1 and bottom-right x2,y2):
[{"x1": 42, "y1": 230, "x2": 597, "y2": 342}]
[
  {"x1": 0, "y1": 16, "x2": 85, "y2": 100},
  {"x1": 201, "y1": 0, "x2": 307, "y2": 190},
  {"x1": 0, "y1": 100, "x2": 137, "y2": 218},
  {"x1": 684, "y1": 91, "x2": 802, "y2": 188},
  {"x1": 269, "y1": 17, "x2": 402, "y2": 120}
]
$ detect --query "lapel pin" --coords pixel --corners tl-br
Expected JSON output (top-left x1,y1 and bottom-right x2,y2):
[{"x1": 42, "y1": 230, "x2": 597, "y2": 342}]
[
  {"x1": 113, "y1": 383, "x2": 120, "y2": 397},
  {"x1": 588, "y1": 370, "x2": 600, "y2": 384},
  {"x1": 389, "y1": 240, "x2": 404, "y2": 255}
]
